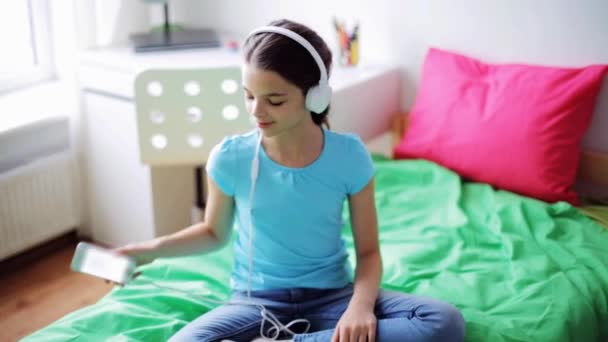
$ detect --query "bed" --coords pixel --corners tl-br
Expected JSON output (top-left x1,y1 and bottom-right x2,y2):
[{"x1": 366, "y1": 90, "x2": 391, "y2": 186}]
[
  {"x1": 23, "y1": 48, "x2": 608, "y2": 341},
  {"x1": 21, "y1": 150, "x2": 608, "y2": 341}
]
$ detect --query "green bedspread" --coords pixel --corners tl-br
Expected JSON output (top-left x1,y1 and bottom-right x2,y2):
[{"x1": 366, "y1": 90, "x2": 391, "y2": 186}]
[{"x1": 23, "y1": 158, "x2": 608, "y2": 342}]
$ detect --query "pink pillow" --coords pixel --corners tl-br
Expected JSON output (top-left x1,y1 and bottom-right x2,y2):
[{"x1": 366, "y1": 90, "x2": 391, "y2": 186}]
[{"x1": 394, "y1": 48, "x2": 607, "y2": 205}]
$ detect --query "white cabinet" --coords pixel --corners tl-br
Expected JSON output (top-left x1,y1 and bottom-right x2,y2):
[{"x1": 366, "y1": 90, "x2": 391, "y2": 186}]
[{"x1": 83, "y1": 92, "x2": 195, "y2": 246}]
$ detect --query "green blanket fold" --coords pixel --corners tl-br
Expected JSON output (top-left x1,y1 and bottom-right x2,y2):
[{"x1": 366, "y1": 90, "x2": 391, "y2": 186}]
[{"x1": 23, "y1": 159, "x2": 608, "y2": 342}]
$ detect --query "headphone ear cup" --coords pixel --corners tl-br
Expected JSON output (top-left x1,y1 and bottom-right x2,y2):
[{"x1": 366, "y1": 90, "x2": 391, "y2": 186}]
[{"x1": 305, "y1": 83, "x2": 332, "y2": 114}]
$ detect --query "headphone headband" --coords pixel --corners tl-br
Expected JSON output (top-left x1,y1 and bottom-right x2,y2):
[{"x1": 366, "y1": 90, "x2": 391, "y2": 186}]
[{"x1": 246, "y1": 26, "x2": 328, "y2": 85}]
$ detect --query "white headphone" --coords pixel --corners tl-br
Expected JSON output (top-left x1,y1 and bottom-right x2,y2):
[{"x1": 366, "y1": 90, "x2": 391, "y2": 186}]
[{"x1": 246, "y1": 26, "x2": 332, "y2": 114}]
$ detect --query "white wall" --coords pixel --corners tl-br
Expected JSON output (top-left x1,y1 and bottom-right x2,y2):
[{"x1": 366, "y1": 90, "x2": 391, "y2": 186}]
[
  {"x1": 170, "y1": 0, "x2": 608, "y2": 152},
  {"x1": 88, "y1": 0, "x2": 149, "y2": 47}
]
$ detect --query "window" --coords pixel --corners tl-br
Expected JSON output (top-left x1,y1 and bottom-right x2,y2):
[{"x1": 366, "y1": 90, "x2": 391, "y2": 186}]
[{"x1": 0, "y1": 0, "x2": 54, "y2": 94}]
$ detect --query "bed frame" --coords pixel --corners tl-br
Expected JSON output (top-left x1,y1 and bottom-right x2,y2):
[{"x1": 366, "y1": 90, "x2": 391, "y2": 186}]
[{"x1": 390, "y1": 112, "x2": 608, "y2": 187}]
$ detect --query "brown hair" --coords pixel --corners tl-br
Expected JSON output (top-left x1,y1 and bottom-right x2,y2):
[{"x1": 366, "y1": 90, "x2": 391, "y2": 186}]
[{"x1": 243, "y1": 19, "x2": 332, "y2": 128}]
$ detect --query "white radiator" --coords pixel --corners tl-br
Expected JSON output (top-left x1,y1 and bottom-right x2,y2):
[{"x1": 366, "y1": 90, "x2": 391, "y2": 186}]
[{"x1": 0, "y1": 151, "x2": 80, "y2": 260}]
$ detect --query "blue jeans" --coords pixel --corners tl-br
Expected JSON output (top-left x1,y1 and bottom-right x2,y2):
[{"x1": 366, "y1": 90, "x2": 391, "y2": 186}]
[{"x1": 169, "y1": 284, "x2": 465, "y2": 342}]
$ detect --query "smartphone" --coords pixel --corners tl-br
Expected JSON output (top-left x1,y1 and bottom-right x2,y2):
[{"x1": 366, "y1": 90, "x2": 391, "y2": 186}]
[{"x1": 71, "y1": 242, "x2": 137, "y2": 284}]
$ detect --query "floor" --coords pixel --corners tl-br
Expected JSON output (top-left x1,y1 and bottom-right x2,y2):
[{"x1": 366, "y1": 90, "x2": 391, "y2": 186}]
[{"x1": 0, "y1": 242, "x2": 113, "y2": 341}]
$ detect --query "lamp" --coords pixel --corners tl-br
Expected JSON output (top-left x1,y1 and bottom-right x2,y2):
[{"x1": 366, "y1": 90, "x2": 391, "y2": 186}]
[{"x1": 130, "y1": 0, "x2": 221, "y2": 53}]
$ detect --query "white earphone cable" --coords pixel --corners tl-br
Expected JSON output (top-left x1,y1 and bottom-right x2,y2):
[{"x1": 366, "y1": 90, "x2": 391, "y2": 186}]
[
  {"x1": 247, "y1": 132, "x2": 262, "y2": 300},
  {"x1": 247, "y1": 131, "x2": 311, "y2": 339}
]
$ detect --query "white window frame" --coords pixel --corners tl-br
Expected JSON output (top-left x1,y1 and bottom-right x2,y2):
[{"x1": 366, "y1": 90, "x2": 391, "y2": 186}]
[{"x1": 0, "y1": 0, "x2": 55, "y2": 94}]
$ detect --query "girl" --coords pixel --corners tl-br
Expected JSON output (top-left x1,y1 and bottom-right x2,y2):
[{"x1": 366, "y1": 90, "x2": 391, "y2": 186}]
[{"x1": 116, "y1": 19, "x2": 465, "y2": 342}]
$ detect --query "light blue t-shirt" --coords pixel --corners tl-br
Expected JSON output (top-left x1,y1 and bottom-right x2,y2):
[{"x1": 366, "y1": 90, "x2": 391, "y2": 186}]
[{"x1": 206, "y1": 128, "x2": 374, "y2": 291}]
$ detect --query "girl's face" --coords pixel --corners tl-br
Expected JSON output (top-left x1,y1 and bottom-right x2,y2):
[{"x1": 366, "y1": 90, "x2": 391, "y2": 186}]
[{"x1": 242, "y1": 63, "x2": 311, "y2": 137}]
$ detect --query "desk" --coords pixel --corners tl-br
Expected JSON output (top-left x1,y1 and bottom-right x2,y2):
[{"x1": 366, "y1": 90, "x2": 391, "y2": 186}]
[{"x1": 79, "y1": 46, "x2": 401, "y2": 246}]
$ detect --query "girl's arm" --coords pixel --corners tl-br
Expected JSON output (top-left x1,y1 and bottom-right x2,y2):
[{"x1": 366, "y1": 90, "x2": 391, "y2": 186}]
[
  {"x1": 348, "y1": 178, "x2": 382, "y2": 308},
  {"x1": 115, "y1": 177, "x2": 235, "y2": 265},
  {"x1": 332, "y1": 178, "x2": 382, "y2": 341}
]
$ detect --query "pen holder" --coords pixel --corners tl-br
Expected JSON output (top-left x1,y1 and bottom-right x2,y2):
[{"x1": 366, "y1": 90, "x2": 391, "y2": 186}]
[{"x1": 334, "y1": 18, "x2": 359, "y2": 67}]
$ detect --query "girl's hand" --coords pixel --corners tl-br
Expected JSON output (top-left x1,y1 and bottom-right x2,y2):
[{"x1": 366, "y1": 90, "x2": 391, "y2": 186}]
[
  {"x1": 332, "y1": 303, "x2": 377, "y2": 342},
  {"x1": 113, "y1": 239, "x2": 160, "y2": 266},
  {"x1": 102, "y1": 242, "x2": 157, "y2": 287}
]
